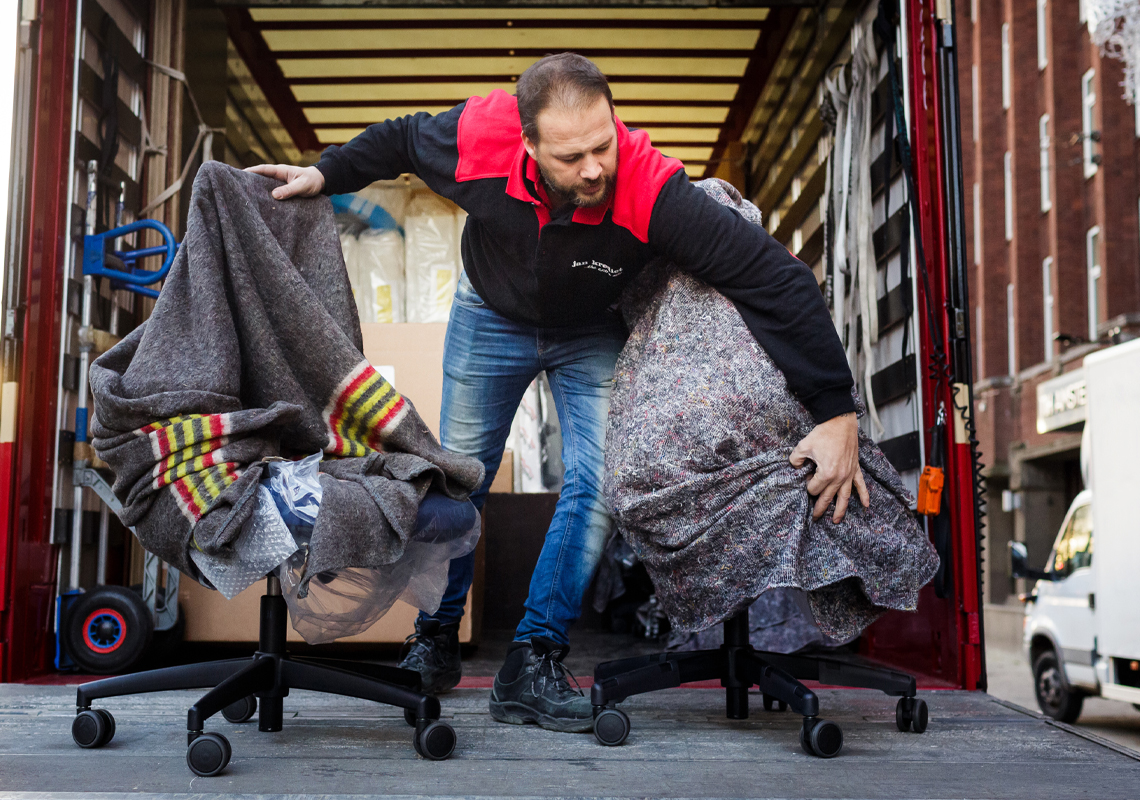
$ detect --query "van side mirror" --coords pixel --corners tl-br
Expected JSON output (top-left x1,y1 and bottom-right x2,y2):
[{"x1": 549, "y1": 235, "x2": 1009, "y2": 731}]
[{"x1": 1008, "y1": 541, "x2": 1054, "y2": 581}]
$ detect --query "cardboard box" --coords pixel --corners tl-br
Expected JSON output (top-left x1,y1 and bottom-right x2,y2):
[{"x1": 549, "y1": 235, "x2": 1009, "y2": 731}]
[
  {"x1": 489, "y1": 448, "x2": 513, "y2": 493},
  {"x1": 181, "y1": 321, "x2": 485, "y2": 644},
  {"x1": 360, "y1": 323, "x2": 447, "y2": 438}
]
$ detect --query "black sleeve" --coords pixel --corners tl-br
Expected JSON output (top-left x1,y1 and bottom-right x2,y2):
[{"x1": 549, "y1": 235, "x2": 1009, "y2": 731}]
[
  {"x1": 314, "y1": 103, "x2": 465, "y2": 200},
  {"x1": 648, "y1": 171, "x2": 856, "y2": 424}
]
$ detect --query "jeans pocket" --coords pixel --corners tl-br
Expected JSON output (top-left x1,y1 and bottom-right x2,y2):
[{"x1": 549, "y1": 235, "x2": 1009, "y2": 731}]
[{"x1": 454, "y1": 271, "x2": 486, "y2": 307}]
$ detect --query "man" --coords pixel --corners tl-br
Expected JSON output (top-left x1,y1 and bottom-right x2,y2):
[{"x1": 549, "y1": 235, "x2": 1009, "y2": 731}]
[{"x1": 249, "y1": 53, "x2": 868, "y2": 733}]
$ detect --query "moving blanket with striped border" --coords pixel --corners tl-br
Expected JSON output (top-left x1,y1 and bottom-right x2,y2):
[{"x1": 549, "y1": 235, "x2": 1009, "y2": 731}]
[{"x1": 89, "y1": 162, "x2": 484, "y2": 591}]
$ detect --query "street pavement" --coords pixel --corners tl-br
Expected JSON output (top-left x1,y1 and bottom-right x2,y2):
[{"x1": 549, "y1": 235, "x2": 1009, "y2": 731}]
[{"x1": 983, "y1": 644, "x2": 1140, "y2": 754}]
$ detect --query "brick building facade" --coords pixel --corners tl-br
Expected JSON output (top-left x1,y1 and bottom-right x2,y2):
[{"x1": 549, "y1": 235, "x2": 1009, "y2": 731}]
[{"x1": 957, "y1": 0, "x2": 1140, "y2": 646}]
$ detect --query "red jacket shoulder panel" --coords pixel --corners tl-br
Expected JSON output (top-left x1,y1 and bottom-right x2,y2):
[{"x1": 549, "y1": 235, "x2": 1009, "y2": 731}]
[
  {"x1": 611, "y1": 120, "x2": 686, "y2": 243},
  {"x1": 456, "y1": 90, "x2": 525, "y2": 182}
]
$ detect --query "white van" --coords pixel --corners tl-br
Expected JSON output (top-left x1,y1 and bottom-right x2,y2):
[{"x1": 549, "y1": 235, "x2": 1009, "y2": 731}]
[{"x1": 1013, "y1": 339, "x2": 1140, "y2": 721}]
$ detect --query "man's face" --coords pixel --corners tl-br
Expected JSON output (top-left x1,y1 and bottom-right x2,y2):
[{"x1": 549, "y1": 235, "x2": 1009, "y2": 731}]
[{"x1": 522, "y1": 94, "x2": 618, "y2": 208}]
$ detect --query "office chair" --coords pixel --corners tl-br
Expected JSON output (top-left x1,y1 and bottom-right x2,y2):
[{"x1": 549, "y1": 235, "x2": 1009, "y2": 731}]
[
  {"x1": 70, "y1": 493, "x2": 475, "y2": 776},
  {"x1": 589, "y1": 608, "x2": 928, "y2": 757}
]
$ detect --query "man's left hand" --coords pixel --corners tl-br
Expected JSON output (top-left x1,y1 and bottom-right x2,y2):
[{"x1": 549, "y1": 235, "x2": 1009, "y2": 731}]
[{"x1": 789, "y1": 412, "x2": 870, "y2": 523}]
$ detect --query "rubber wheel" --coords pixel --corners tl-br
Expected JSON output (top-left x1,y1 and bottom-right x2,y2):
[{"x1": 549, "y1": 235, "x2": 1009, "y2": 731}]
[
  {"x1": 72, "y1": 709, "x2": 110, "y2": 749},
  {"x1": 63, "y1": 586, "x2": 154, "y2": 674},
  {"x1": 187, "y1": 732, "x2": 231, "y2": 777},
  {"x1": 896, "y1": 697, "x2": 913, "y2": 732},
  {"x1": 910, "y1": 698, "x2": 929, "y2": 733},
  {"x1": 762, "y1": 693, "x2": 788, "y2": 712},
  {"x1": 404, "y1": 708, "x2": 418, "y2": 727},
  {"x1": 95, "y1": 709, "x2": 116, "y2": 744},
  {"x1": 806, "y1": 719, "x2": 843, "y2": 758},
  {"x1": 593, "y1": 708, "x2": 631, "y2": 746},
  {"x1": 799, "y1": 724, "x2": 813, "y2": 756},
  {"x1": 1033, "y1": 650, "x2": 1084, "y2": 723},
  {"x1": 222, "y1": 695, "x2": 257, "y2": 724},
  {"x1": 414, "y1": 720, "x2": 456, "y2": 760}
]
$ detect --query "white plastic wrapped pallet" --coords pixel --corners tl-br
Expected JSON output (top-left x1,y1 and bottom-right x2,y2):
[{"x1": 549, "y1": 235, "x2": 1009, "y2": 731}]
[
  {"x1": 338, "y1": 229, "x2": 360, "y2": 307},
  {"x1": 405, "y1": 190, "x2": 460, "y2": 323},
  {"x1": 356, "y1": 228, "x2": 406, "y2": 323}
]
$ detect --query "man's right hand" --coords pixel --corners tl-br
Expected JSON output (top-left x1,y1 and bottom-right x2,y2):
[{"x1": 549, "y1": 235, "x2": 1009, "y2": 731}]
[{"x1": 244, "y1": 164, "x2": 325, "y2": 200}]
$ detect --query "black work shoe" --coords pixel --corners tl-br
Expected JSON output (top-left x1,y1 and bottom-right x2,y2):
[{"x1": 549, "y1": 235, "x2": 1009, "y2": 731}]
[
  {"x1": 398, "y1": 618, "x2": 461, "y2": 695},
  {"x1": 489, "y1": 637, "x2": 594, "y2": 733}
]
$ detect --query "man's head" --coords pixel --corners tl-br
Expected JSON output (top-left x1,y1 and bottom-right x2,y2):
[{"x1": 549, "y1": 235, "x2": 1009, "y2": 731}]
[{"x1": 517, "y1": 54, "x2": 617, "y2": 208}]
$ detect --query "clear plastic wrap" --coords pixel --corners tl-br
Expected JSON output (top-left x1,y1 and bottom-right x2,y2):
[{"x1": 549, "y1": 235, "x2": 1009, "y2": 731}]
[
  {"x1": 404, "y1": 191, "x2": 458, "y2": 323},
  {"x1": 356, "y1": 228, "x2": 406, "y2": 323},
  {"x1": 277, "y1": 509, "x2": 481, "y2": 645},
  {"x1": 263, "y1": 453, "x2": 323, "y2": 527},
  {"x1": 191, "y1": 483, "x2": 299, "y2": 600}
]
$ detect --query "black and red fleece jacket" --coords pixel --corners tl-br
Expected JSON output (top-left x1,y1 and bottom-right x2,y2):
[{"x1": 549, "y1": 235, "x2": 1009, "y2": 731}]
[{"x1": 316, "y1": 90, "x2": 855, "y2": 423}]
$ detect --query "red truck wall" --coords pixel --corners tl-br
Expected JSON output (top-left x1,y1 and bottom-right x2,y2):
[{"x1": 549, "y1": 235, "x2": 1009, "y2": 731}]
[{"x1": 0, "y1": 0, "x2": 74, "y2": 682}]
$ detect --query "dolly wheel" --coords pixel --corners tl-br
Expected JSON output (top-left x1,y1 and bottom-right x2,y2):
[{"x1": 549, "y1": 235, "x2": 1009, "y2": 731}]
[
  {"x1": 404, "y1": 708, "x2": 418, "y2": 727},
  {"x1": 186, "y1": 732, "x2": 231, "y2": 777},
  {"x1": 222, "y1": 696, "x2": 257, "y2": 724},
  {"x1": 593, "y1": 708, "x2": 631, "y2": 746},
  {"x1": 414, "y1": 720, "x2": 456, "y2": 760},
  {"x1": 73, "y1": 709, "x2": 113, "y2": 749},
  {"x1": 801, "y1": 718, "x2": 843, "y2": 758}
]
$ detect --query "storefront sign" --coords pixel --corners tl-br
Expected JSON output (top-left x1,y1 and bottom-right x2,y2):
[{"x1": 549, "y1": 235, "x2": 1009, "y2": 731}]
[{"x1": 1037, "y1": 369, "x2": 1087, "y2": 433}]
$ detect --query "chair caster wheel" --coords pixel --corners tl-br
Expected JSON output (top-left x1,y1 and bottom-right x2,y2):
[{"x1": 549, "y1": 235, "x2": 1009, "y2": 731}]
[
  {"x1": 186, "y1": 732, "x2": 231, "y2": 777},
  {"x1": 762, "y1": 693, "x2": 787, "y2": 712},
  {"x1": 404, "y1": 708, "x2": 418, "y2": 727},
  {"x1": 593, "y1": 708, "x2": 630, "y2": 746},
  {"x1": 73, "y1": 709, "x2": 115, "y2": 748},
  {"x1": 222, "y1": 695, "x2": 257, "y2": 724},
  {"x1": 897, "y1": 697, "x2": 928, "y2": 733},
  {"x1": 800, "y1": 717, "x2": 842, "y2": 758},
  {"x1": 910, "y1": 698, "x2": 928, "y2": 733},
  {"x1": 413, "y1": 720, "x2": 455, "y2": 760}
]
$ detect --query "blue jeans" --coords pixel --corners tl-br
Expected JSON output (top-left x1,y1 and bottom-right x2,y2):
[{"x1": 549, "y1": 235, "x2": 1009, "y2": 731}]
[{"x1": 419, "y1": 272, "x2": 626, "y2": 644}]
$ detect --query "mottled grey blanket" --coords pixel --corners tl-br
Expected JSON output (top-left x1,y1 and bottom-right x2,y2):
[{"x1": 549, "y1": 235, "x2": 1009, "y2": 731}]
[
  {"x1": 604, "y1": 178, "x2": 938, "y2": 642},
  {"x1": 90, "y1": 162, "x2": 484, "y2": 591}
]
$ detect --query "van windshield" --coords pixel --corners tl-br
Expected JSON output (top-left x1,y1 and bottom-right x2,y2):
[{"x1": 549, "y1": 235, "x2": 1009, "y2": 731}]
[{"x1": 1048, "y1": 503, "x2": 1093, "y2": 579}]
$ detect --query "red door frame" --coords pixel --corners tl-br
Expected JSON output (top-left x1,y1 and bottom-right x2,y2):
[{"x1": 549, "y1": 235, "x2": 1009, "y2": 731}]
[
  {"x1": 0, "y1": 0, "x2": 75, "y2": 682},
  {"x1": 860, "y1": 0, "x2": 983, "y2": 691}
]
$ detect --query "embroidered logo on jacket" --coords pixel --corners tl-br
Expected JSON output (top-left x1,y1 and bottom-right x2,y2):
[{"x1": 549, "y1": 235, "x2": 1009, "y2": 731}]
[{"x1": 571, "y1": 259, "x2": 622, "y2": 277}]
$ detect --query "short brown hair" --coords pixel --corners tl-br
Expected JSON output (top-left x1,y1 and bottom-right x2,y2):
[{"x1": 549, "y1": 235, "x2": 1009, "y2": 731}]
[{"x1": 516, "y1": 53, "x2": 614, "y2": 142}]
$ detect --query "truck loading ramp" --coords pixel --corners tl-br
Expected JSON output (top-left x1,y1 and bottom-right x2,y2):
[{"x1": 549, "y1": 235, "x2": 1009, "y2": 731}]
[{"x1": 0, "y1": 681, "x2": 1136, "y2": 799}]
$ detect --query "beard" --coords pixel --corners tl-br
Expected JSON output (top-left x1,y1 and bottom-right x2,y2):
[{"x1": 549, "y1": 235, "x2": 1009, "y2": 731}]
[{"x1": 538, "y1": 163, "x2": 617, "y2": 208}]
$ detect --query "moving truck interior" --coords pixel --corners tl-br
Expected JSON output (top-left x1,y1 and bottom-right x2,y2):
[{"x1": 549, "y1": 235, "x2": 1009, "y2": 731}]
[{"x1": 0, "y1": 0, "x2": 985, "y2": 692}]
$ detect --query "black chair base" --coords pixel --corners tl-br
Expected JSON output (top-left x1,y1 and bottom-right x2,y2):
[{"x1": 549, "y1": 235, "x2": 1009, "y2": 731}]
[
  {"x1": 70, "y1": 577, "x2": 455, "y2": 776},
  {"x1": 589, "y1": 609, "x2": 928, "y2": 757}
]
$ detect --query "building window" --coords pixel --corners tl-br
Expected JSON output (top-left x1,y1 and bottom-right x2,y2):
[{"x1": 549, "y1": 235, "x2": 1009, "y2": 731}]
[
  {"x1": 1007, "y1": 283, "x2": 1016, "y2": 376},
  {"x1": 973, "y1": 182, "x2": 982, "y2": 264},
  {"x1": 1087, "y1": 226, "x2": 1101, "y2": 341},
  {"x1": 1004, "y1": 151, "x2": 1013, "y2": 241},
  {"x1": 1037, "y1": 0, "x2": 1048, "y2": 70},
  {"x1": 1040, "y1": 114, "x2": 1051, "y2": 212},
  {"x1": 1082, "y1": 69, "x2": 1098, "y2": 178},
  {"x1": 972, "y1": 64, "x2": 980, "y2": 142},
  {"x1": 1002, "y1": 23, "x2": 1011, "y2": 110},
  {"x1": 1043, "y1": 256, "x2": 1054, "y2": 359}
]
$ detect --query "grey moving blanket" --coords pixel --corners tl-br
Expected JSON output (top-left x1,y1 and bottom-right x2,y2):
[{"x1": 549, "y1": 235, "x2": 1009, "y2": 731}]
[
  {"x1": 604, "y1": 179, "x2": 938, "y2": 643},
  {"x1": 90, "y1": 162, "x2": 484, "y2": 592}
]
